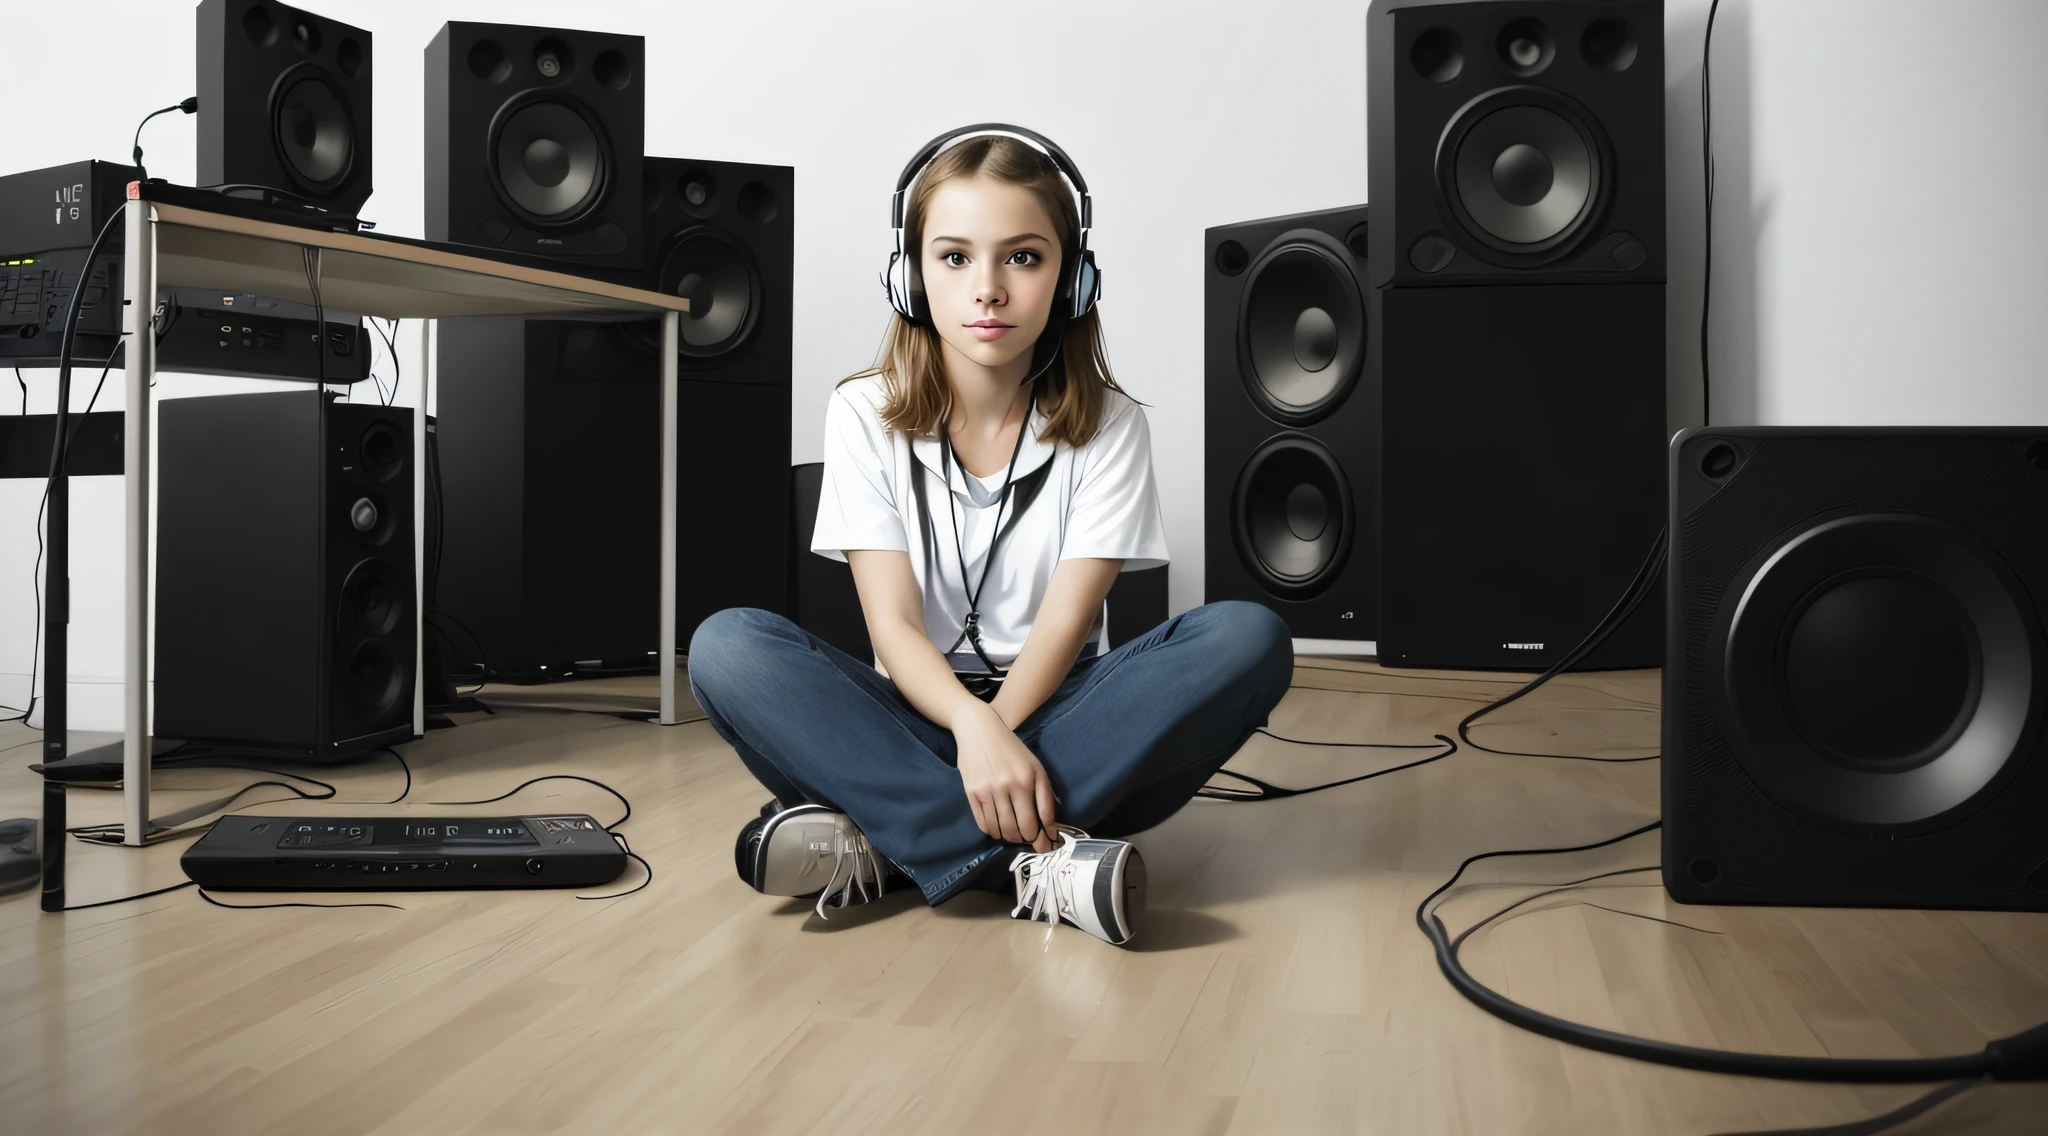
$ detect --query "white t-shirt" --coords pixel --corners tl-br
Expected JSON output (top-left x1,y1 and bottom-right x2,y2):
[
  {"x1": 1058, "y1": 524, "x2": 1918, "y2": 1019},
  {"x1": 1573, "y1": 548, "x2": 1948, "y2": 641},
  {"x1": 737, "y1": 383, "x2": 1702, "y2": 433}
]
[{"x1": 810, "y1": 373, "x2": 1170, "y2": 670}]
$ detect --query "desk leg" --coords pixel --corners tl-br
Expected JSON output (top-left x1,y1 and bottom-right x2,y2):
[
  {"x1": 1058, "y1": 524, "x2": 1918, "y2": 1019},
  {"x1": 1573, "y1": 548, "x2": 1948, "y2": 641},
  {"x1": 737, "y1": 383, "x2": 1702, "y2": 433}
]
[
  {"x1": 414, "y1": 319, "x2": 431, "y2": 737},
  {"x1": 660, "y1": 311, "x2": 679, "y2": 725},
  {"x1": 123, "y1": 203, "x2": 156, "y2": 847}
]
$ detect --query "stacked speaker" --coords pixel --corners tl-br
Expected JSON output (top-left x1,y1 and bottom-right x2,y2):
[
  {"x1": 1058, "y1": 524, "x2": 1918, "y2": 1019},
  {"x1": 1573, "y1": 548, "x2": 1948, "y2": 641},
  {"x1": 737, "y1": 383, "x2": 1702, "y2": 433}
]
[
  {"x1": 1368, "y1": 0, "x2": 1665, "y2": 671},
  {"x1": 430, "y1": 99, "x2": 795, "y2": 675},
  {"x1": 424, "y1": 22, "x2": 644, "y2": 270},
  {"x1": 156, "y1": 392, "x2": 415, "y2": 759},
  {"x1": 198, "y1": 0, "x2": 375, "y2": 214},
  {"x1": 1204, "y1": 206, "x2": 1378, "y2": 646}
]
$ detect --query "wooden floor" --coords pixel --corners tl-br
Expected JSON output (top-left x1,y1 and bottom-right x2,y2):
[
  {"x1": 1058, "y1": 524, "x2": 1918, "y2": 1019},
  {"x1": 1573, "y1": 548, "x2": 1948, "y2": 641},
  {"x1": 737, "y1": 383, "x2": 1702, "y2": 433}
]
[{"x1": 3, "y1": 661, "x2": 2046, "y2": 1134}]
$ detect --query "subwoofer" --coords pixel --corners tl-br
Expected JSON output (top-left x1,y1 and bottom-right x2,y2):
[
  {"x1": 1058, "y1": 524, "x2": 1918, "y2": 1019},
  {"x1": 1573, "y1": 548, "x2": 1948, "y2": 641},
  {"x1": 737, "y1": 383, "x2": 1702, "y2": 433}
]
[
  {"x1": 1366, "y1": 0, "x2": 1665, "y2": 670},
  {"x1": 435, "y1": 316, "x2": 791, "y2": 679},
  {"x1": 1665, "y1": 427, "x2": 2048, "y2": 911},
  {"x1": 424, "y1": 22, "x2": 644, "y2": 271},
  {"x1": 1204, "y1": 205, "x2": 1377, "y2": 645},
  {"x1": 197, "y1": 0, "x2": 374, "y2": 215},
  {"x1": 156, "y1": 391, "x2": 414, "y2": 759}
]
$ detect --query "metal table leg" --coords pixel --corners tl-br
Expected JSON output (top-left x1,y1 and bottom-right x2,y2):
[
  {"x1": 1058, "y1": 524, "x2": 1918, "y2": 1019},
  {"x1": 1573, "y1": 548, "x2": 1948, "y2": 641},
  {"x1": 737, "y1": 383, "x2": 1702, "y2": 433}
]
[
  {"x1": 659, "y1": 310, "x2": 679, "y2": 724},
  {"x1": 414, "y1": 319, "x2": 431, "y2": 737},
  {"x1": 123, "y1": 202, "x2": 157, "y2": 847}
]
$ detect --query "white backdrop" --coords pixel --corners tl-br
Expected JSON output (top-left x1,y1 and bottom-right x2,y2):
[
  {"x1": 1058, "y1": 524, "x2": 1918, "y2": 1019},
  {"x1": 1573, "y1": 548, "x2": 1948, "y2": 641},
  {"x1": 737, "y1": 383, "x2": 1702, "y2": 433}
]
[{"x1": 5, "y1": 0, "x2": 2047, "y2": 727}]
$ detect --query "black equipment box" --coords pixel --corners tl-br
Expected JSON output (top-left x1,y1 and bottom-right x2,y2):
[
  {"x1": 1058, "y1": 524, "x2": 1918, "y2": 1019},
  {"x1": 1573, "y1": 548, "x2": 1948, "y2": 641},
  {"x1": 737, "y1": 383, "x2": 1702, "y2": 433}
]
[{"x1": 182, "y1": 814, "x2": 628, "y2": 890}]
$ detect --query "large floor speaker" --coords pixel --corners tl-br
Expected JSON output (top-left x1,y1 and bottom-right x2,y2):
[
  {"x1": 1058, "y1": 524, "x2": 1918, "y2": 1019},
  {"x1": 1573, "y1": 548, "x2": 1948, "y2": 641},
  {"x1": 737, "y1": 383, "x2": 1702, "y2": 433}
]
[
  {"x1": 424, "y1": 22, "x2": 644, "y2": 271},
  {"x1": 156, "y1": 391, "x2": 415, "y2": 759},
  {"x1": 436, "y1": 318, "x2": 790, "y2": 678},
  {"x1": 1665, "y1": 427, "x2": 2048, "y2": 911},
  {"x1": 1204, "y1": 205, "x2": 1378, "y2": 645},
  {"x1": 1366, "y1": 0, "x2": 1665, "y2": 670},
  {"x1": 198, "y1": 0, "x2": 374, "y2": 216}
]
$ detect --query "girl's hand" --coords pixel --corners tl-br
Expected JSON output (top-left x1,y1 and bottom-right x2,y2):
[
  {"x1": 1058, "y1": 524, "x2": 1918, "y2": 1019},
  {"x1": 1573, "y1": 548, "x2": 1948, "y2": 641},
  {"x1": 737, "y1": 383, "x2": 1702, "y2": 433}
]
[{"x1": 952, "y1": 704, "x2": 1057, "y2": 853}]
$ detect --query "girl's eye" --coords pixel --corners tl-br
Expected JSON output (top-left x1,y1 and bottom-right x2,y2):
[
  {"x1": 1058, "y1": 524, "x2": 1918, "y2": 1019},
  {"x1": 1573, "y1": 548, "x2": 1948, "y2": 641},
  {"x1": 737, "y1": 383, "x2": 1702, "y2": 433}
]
[
  {"x1": 938, "y1": 250, "x2": 1040, "y2": 267},
  {"x1": 942, "y1": 251, "x2": 967, "y2": 267},
  {"x1": 1008, "y1": 250, "x2": 1041, "y2": 266}
]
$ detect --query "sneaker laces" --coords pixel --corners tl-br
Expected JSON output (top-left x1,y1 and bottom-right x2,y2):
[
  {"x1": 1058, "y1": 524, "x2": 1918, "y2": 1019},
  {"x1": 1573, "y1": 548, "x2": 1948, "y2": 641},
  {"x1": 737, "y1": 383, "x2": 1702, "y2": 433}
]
[
  {"x1": 814, "y1": 816, "x2": 887, "y2": 921},
  {"x1": 1008, "y1": 826, "x2": 1090, "y2": 950}
]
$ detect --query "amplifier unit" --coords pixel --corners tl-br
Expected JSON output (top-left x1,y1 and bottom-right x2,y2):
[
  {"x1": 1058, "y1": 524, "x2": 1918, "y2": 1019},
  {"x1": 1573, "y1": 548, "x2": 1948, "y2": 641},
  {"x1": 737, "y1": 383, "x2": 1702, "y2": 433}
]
[{"x1": 181, "y1": 814, "x2": 629, "y2": 889}]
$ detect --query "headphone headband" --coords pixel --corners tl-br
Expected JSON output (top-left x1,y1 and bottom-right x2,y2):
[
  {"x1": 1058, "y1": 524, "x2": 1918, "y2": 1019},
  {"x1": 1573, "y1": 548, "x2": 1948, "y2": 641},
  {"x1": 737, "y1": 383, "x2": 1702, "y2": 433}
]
[
  {"x1": 889, "y1": 122, "x2": 1093, "y2": 232},
  {"x1": 882, "y1": 122, "x2": 1101, "y2": 326}
]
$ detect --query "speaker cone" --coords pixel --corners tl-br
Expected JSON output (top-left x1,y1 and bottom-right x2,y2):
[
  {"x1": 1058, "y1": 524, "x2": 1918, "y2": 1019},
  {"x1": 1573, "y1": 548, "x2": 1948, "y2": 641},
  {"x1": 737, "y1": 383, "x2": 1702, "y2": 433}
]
[
  {"x1": 341, "y1": 638, "x2": 407, "y2": 724},
  {"x1": 1237, "y1": 232, "x2": 1364, "y2": 424},
  {"x1": 1713, "y1": 512, "x2": 2038, "y2": 835},
  {"x1": 1437, "y1": 87, "x2": 1609, "y2": 259},
  {"x1": 655, "y1": 229, "x2": 763, "y2": 358},
  {"x1": 338, "y1": 559, "x2": 404, "y2": 639},
  {"x1": 1231, "y1": 435, "x2": 1353, "y2": 598},
  {"x1": 491, "y1": 94, "x2": 610, "y2": 224},
  {"x1": 271, "y1": 66, "x2": 355, "y2": 190}
]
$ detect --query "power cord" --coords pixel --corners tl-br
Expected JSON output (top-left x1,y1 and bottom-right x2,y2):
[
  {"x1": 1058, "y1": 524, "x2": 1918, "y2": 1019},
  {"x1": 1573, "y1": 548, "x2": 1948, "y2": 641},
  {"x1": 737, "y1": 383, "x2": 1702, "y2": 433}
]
[{"x1": 1701, "y1": 0, "x2": 1719, "y2": 428}]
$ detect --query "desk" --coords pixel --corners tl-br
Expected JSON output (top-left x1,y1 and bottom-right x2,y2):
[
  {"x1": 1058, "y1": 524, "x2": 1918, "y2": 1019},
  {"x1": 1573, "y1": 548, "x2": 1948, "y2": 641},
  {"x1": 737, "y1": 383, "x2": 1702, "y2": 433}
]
[{"x1": 42, "y1": 187, "x2": 691, "y2": 907}]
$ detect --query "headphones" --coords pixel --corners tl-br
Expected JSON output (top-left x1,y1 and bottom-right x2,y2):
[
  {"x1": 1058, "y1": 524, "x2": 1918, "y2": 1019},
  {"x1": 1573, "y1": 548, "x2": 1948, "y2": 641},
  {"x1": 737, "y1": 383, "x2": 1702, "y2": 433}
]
[{"x1": 881, "y1": 122, "x2": 1102, "y2": 327}]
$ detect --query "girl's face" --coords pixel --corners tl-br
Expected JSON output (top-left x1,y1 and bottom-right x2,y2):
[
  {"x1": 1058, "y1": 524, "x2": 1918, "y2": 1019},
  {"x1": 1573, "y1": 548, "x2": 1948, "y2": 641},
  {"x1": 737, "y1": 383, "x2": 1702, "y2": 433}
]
[{"x1": 918, "y1": 175, "x2": 1064, "y2": 377}]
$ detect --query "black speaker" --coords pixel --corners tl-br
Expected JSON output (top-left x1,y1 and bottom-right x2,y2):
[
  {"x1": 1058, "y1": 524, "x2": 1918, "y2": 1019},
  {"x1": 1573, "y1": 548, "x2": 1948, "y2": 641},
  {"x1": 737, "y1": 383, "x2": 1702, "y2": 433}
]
[
  {"x1": 1367, "y1": 0, "x2": 1665, "y2": 671},
  {"x1": 424, "y1": 22, "x2": 644, "y2": 271},
  {"x1": 790, "y1": 462, "x2": 870, "y2": 661},
  {"x1": 197, "y1": 0, "x2": 374, "y2": 216},
  {"x1": 436, "y1": 317, "x2": 790, "y2": 678},
  {"x1": 1366, "y1": 0, "x2": 1663, "y2": 286},
  {"x1": 1204, "y1": 205, "x2": 1378, "y2": 643},
  {"x1": 639, "y1": 156, "x2": 793, "y2": 375},
  {"x1": 156, "y1": 391, "x2": 414, "y2": 759},
  {"x1": 1665, "y1": 427, "x2": 2048, "y2": 911}
]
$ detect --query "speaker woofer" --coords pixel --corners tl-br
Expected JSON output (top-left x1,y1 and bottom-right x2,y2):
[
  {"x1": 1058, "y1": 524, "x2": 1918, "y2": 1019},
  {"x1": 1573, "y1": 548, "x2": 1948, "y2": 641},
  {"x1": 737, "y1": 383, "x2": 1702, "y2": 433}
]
[
  {"x1": 338, "y1": 558, "x2": 404, "y2": 639},
  {"x1": 341, "y1": 638, "x2": 407, "y2": 724},
  {"x1": 1237, "y1": 232, "x2": 1365, "y2": 424},
  {"x1": 1437, "y1": 86, "x2": 1610, "y2": 260},
  {"x1": 490, "y1": 94, "x2": 610, "y2": 225},
  {"x1": 1712, "y1": 512, "x2": 2038, "y2": 835},
  {"x1": 1231, "y1": 435, "x2": 1353, "y2": 599},
  {"x1": 655, "y1": 229, "x2": 763, "y2": 357},
  {"x1": 271, "y1": 65, "x2": 355, "y2": 191}
]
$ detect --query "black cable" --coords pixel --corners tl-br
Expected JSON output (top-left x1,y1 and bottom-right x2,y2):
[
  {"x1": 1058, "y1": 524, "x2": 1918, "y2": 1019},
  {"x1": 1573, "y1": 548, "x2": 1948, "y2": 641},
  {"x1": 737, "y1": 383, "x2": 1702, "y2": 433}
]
[
  {"x1": 4, "y1": 359, "x2": 114, "y2": 726},
  {"x1": 424, "y1": 610, "x2": 489, "y2": 696},
  {"x1": 1417, "y1": 821, "x2": 2048, "y2": 1084},
  {"x1": 200, "y1": 890, "x2": 403, "y2": 912},
  {"x1": 1197, "y1": 734, "x2": 1457, "y2": 801},
  {"x1": 1454, "y1": 525, "x2": 1668, "y2": 763},
  {"x1": 578, "y1": 830, "x2": 652, "y2": 900},
  {"x1": 1708, "y1": 1080, "x2": 1986, "y2": 1136},
  {"x1": 14, "y1": 368, "x2": 24, "y2": 414},
  {"x1": 1457, "y1": 865, "x2": 1720, "y2": 941},
  {"x1": 428, "y1": 773, "x2": 632, "y2": 832},
  {"x1": 62, "y1": 879, "x2": 197, "y2": 911},
  {"x1": 301, "y1": 247, "x2": 326, "y2": 393},
  {"x1": 130, "y1": 96, "x2": 198, "y2": 183},
  {"x1": 373, "y1": 318, "x2": 401, "y2": 407},
  {"x1": 1701, "y1": 0, "x2": 1719, "y2": 428}
]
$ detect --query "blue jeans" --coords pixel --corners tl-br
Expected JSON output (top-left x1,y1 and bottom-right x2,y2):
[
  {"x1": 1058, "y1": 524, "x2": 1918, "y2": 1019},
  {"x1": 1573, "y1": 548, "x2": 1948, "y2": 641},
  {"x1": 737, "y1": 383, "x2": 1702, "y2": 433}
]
[{"x1": 687, "y1": 600, "x2": 1293, "y2": 905}]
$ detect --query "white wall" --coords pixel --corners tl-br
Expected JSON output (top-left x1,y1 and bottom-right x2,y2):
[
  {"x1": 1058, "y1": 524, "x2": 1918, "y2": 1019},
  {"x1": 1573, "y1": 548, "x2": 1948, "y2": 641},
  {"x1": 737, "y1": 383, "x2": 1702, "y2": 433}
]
[{"x1": 6, "y1": 0, "x2": 2047, "y2": 727}]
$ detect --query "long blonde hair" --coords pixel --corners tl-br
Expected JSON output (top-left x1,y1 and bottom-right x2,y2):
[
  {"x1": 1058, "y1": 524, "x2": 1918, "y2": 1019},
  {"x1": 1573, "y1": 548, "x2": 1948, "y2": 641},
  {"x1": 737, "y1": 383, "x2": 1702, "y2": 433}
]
[{"x1": 840, "y1": 134, "x2": 1128, "y2": 449}]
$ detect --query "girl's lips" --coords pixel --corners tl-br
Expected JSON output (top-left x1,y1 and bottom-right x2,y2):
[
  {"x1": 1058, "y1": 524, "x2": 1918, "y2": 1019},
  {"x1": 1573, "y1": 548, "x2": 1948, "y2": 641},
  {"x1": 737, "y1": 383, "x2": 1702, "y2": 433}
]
[{"x1": 969, "y1": 325, "x2": 1014, "y2": 341}]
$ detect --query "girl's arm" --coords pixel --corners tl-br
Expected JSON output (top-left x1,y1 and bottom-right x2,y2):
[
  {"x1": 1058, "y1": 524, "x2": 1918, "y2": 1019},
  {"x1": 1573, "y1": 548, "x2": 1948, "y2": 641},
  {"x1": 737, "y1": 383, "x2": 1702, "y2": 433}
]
[
  {"x1": 848, "y1": 548, "x2": 1060, "y2": 852},
  {"x1": 988, "y1": 557, "x2": 1123, "y2": 729},
  {"x1": 845, "y1": 548, "x2": 987, "y2": 732}
]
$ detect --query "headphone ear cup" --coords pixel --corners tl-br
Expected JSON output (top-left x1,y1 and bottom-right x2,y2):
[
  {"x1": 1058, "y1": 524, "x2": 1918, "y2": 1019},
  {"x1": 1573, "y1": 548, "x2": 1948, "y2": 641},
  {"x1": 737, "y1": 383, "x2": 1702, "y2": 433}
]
[
  {"x1": 1072, "y1": 252, "x2": 1100, "y2": 319},
  {"x1": 886, "y1": 250, "x2": 928, "y2": 323}
]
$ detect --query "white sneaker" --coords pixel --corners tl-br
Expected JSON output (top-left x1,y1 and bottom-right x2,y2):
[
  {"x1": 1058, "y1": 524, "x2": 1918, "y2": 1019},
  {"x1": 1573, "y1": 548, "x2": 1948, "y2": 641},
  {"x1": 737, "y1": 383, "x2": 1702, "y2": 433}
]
[
  {"x1": 1007, "y1": 825, "x2": 1147, "y2": 948},
  {"x1": 740, "y1": 803, "x2": 891, "y2": 920}
]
